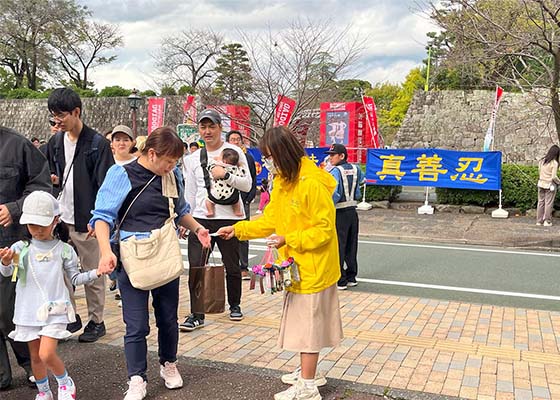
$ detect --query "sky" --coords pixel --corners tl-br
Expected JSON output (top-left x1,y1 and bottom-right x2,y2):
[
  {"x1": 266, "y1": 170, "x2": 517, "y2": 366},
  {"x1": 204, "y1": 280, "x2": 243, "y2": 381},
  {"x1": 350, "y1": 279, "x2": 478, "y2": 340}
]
[{"x1": 78, "y1": 0, "x2": 438, "y2": 91}]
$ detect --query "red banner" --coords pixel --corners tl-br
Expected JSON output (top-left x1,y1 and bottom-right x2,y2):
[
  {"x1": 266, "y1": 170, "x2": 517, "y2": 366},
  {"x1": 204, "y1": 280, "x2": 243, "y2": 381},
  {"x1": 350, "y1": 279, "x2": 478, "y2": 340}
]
[
  {"x1": 273, "y1": 95, "x2": 297, "y2": 127},
  {"x1": 182, "y1": 95, "x2": 197, "y2": 124},
  {"x1": 362, "y1": 96, "x2": 381, "y2": 148},
  {"x1": 148, "y1": 97, "x2": 166, "y2": 134}
]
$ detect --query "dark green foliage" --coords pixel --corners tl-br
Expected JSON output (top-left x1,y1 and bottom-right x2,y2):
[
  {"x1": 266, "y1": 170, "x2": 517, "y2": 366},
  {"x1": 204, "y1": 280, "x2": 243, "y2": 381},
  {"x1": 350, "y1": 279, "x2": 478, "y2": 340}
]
[
  {"x1": 140, "y1": 90, "x2": 157, "y2": 97},
  {"x1": 160, "y1": 86, "x2": 177, "y2": 95},
  {"x1": 178, "y1": 85, "x2": 195, "y2": 95},
  {"x1": 98, "y1": 85, "x2": 131, "y2": 97},
  {"x1": 435, "y1": 164, "x2": 540, "y2": 212},
  {"x1": 365, "y1": 185, "x2": 402, "y2": 202},
  {"x1": 4, "y1": 88, "x2": 43, "y2": 98}
]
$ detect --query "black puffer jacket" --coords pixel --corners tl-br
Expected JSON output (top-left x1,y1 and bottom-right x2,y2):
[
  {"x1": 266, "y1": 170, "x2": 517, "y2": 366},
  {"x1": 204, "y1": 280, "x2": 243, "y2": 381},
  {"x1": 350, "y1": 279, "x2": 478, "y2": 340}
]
[{"x1": 0, "y1": 127, "x2": 52, "y2": 247}]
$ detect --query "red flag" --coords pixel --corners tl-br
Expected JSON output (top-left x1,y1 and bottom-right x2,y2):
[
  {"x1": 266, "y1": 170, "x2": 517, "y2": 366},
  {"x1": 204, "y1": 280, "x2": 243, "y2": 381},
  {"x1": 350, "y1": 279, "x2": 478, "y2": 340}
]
[
  {"x1": 273, "y1": 95, "x2": 297, "y2": 127},
  {"x1": 362, "y1": 96, "x2": 381, "y2": 148},
  {"x1": 182, "y1": 95, "x2": 197, "y2": 124},
  {"x1": 483, "y1": 86, "x2": 504, "y2": 151},
  {"x1": 148, "y1": 98, "x2": 166, "y2": 134}
]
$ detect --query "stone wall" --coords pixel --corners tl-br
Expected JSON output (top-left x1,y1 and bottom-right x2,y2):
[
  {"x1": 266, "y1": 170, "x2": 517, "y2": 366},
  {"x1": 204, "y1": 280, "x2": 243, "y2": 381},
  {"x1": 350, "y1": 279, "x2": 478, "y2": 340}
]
[
  {"x1": 0, "y1": 95, "x2": 190, "y2": 142},
  {"x1": 393, "y1": 90, "x2": 558, "y2": 165}
]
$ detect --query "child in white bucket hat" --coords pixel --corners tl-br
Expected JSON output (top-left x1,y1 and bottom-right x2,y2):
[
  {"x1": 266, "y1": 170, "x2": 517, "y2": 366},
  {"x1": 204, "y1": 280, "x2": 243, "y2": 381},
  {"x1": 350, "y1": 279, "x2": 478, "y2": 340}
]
[{"x1": 0, "y1": 191, "x2": 107, "y2": 400}]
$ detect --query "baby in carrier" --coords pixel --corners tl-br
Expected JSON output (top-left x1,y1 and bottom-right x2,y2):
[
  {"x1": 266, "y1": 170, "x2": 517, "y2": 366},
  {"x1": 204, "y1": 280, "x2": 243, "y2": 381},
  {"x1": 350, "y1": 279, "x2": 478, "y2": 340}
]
[{"x1": 206, "y1": 148, "x2": 246, "y2": 217}]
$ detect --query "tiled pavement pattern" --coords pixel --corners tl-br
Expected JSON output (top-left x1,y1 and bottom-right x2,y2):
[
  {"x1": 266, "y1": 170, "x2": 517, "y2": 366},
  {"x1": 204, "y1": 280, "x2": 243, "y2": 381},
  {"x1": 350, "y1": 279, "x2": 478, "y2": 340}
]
[{"x1": 73, "y1": 277, "x2": 560, "y2": 400}]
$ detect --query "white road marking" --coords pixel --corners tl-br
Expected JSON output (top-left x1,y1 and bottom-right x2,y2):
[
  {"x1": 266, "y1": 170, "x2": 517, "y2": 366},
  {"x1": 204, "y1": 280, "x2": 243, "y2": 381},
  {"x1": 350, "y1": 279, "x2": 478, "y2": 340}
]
[
  {"x1": 358, "y1": 278, "x2": 560, "y2": 301},
  {"x1": 358, "y1": 240, "x2": 560, "y2": 258}
]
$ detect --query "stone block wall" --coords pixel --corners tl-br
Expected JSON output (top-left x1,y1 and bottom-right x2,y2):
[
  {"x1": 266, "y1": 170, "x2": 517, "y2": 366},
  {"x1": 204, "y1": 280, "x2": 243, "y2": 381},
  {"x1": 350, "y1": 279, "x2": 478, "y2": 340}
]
[
  {"x1": 0, "y1": 95, "x2": 190, "y2": 142},
  {"x1": 393, "y1": 90, "x2": 558, "y2": 165}
]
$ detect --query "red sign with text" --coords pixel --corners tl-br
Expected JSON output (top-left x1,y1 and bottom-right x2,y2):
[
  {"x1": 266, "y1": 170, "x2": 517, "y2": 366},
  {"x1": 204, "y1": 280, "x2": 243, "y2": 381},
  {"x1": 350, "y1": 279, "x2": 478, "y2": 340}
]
[
  {"x1": 208, "y1": 105, "x2": 251, "y2": 142},
  {"x1": 319, "y1": 102, "x2": 373, "y2": 163},
  {"x1": 182, "y1": 95, "x2": 197, "y2": 125},
  {"x1": 273, "y1": 95, "x2": 297, "y2": 127},
  {"x1": 147, "y1": 97, "x2": 166, "y2": 134}
]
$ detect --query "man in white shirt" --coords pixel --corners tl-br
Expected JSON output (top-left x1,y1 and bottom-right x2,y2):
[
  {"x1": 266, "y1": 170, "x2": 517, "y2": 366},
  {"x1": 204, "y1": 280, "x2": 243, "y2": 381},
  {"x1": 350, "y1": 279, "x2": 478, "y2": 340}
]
[{"x1": 180, "y1": 110, "x2": 252, "y2": 331}]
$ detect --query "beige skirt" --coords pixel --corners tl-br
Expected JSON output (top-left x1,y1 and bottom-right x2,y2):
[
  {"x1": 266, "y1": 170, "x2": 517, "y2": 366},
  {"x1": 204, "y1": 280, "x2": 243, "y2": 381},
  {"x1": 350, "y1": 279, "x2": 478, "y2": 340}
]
[{"x1": 277, "y1": 284, "x2": 343, "y2": 353}]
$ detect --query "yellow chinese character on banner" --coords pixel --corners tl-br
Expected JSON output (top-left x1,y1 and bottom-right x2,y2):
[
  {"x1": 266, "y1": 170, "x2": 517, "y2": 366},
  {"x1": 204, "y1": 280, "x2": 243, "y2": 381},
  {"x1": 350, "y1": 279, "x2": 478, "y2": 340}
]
[
  {"x1": 411, "y1": 153, "x2": 448, "y2": 182},
  {"x1": 450, "y1": 157, "x2": 488, "y2": 184},
  {"x1": 308, "y1": 153, "x2": 318, "y2": 163},
  {"x1": 376, "y1": 155, "x2": 406, "y2": 181}
]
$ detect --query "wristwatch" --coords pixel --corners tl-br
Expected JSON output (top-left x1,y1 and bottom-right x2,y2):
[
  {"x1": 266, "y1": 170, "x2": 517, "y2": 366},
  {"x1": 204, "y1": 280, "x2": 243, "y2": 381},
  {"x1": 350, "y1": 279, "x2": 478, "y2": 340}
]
[{"x1": 224, "y1": 172, "x2": 231, "y2": 180}]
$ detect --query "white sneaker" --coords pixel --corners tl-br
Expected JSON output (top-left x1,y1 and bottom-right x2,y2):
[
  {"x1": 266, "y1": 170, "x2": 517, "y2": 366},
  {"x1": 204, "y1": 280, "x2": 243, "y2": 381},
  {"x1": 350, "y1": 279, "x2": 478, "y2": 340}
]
[
  {"x1": 160, "y1": 361, "x2": 183, "y2": 389},
  {"x1": 58, "y1": 379, "x2": 76, "y2": 400},
  {"x1": 274, "y1": 380, "x2": 321, "y2": 400},
  {"x1": 544, "y1": 221, "x2": 553, "y2": 227},
  {"x1": 35, "y1": 392, "x2": 54, "y2": 400},
  {"x1": 281, "y1": 366, "x2": 327, "y2": 387},
  {"x1": 536, "y1": 222, "x2": 543, "y2": 226},
  {"x1": 124, "y1": 376, "x2": 147, "y2": 400}
]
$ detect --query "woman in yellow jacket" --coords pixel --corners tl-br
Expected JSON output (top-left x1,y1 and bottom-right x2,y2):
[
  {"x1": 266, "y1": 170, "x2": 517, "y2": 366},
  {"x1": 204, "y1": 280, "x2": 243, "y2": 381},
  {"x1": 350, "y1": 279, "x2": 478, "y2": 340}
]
[{"x1": 218, "y1": 126, "x2": 343, "y2": 400}]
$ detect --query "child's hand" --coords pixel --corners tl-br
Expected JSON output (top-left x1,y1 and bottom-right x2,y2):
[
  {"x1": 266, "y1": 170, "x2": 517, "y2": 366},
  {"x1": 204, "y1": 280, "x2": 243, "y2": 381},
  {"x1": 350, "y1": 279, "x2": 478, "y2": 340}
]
[{"x1": 0, "y1": 247, "x2": 15, "y2": 266}]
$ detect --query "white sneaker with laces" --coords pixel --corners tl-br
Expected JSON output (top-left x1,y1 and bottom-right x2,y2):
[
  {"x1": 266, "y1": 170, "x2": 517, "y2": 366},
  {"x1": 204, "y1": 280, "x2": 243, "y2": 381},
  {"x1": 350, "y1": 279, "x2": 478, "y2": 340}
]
[
  {"x1": 544, "y1": 221, "x2": 553, "y2": 227},
  {"x1": 58, "y1": 379, "x2": 76, "y2": 400},
  {"x1": 281, "y1": 366, "x2": 327, "y2": 387},
  {"x1": 274, "y1": 380, "x2": 321, "y2": 400},
  {"x1": 35, "y1": 392, "x2": 54, "y2": 400},
  {"x1": 160, "y1": 361, "x2": 183, "y2": 389},
  {"x1": 124, "y1": 376, "x2": 147, "y2": 400}
]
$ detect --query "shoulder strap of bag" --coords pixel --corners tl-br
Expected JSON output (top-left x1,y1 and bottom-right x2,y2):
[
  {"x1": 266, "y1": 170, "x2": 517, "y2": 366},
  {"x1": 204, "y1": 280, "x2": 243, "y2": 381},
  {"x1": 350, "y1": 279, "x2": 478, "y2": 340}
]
[
  {"x1": 115, "y1": 175, "x2": 157, "y2": 238},
  {"x1": 200, "y1": 147, "x2": 213, "y2": 193}
]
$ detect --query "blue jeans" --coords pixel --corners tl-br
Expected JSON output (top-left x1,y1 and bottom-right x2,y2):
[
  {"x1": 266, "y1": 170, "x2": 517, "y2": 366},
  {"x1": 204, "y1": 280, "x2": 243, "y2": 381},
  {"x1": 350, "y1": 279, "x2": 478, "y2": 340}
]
[{"x1": 117, "y1": 268, "x2": 179, "y2": 380}]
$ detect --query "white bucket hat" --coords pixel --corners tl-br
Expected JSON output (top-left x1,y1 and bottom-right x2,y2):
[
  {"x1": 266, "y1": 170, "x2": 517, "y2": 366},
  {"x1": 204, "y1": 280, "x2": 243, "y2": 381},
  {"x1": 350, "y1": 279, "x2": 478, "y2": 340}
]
[{"x1": 20, "y1": 191, "x2": 60, "y2": 226}]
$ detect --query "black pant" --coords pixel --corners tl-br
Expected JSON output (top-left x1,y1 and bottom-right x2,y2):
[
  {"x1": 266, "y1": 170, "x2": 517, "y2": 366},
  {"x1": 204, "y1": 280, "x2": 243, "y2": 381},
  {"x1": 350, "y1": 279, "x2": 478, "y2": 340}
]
[
  {"x1": 117, "y1": 269, "x2": 179, "y2": 380},
  {"x1": 0, "y1": 276, "x2": 31, "y2": 388},
  {"x1": 239, "y1": 202, "x2": 251, "y2": 271},
  {"x1": 335, "y1": 207, "x2": 359, "y2": 285},
  {"x1": 188, "y1": 218, "x2": 242, "y2": 317}
]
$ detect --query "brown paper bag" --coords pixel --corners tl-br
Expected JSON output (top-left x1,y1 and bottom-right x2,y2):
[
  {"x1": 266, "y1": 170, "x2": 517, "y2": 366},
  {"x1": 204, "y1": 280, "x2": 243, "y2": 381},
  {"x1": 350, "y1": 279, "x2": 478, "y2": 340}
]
[{"x1": 190, "y1": 265, "x2": 225, "y2": 314}]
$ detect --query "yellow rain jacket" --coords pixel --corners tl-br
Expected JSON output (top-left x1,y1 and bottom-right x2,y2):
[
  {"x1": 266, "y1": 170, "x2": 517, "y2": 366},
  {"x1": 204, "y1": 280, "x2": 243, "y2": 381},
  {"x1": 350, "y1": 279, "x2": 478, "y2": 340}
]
[{"x1": 234, "y1": 157, "x2": 340, "y2": 294}]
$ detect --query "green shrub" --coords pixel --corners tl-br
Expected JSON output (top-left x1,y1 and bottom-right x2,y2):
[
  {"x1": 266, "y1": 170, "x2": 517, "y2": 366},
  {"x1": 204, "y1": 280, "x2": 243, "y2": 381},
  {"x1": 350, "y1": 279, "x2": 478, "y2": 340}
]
[
  {"x1": 140, "y1": 89, "x2": 157, "y2": 97},
  {"x1": 5, "y1": 88, "x2": 43, "y2": 99},
  {"x1": 160, "y1": 86, "x2": 177, "y2": 95},
  {"x1": 365, "y1": 185, "x2": 402, "y2": 202},
  {"x1": 98, "y1": 85, "x2": 131, "y2": 97},
  {"x1": 74, "y1": 88, "x2": 97, "y2": 98},
  {"x1": 435, "y1": 163, "x2": 540, "y2": 212},
  {"x1": 178, "y1": 85, "x2": 195, "y2": 95}
]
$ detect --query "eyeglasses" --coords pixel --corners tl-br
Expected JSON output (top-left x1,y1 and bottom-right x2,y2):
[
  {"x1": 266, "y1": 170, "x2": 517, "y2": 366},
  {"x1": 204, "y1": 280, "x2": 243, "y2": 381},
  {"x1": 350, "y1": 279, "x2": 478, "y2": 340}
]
[
  {"x1": 48, "y1": 119, "x2": 57, "y2": 127},
  {"x1": 49, "y1": 112, "x2": 70, "y2": 124}
]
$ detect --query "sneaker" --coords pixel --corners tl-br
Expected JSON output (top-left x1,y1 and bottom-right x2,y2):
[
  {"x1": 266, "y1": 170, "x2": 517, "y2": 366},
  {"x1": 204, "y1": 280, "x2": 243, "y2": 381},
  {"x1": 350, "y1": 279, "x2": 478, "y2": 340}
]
[
  {"x1": 536, "y1": 222, "x2": 543, "y2": 226},
  {"x1": 274, "y1": 380, "x2": 321, "y2": 400},
  {"x1": 241, "y1": 270, "x2": 251, "y2": 281},
  {"x1": 281, "y1": 366, "x2": 327, "y2": 387},
  {"x1": 179, "y1": 314, "x2": 205, "y2": 332},
  {"x1": 159, "y1": 361, "x2": 183, "y2": 389},
  {"x1": 66, "y1": 314, "x2": 82, "y2": 334},
  {"x1": 35, "y1": 392, "x2": 54, "y2": 400},
  {"x1": 124, "y1": 376, "x2": 147, "y2": 400},
  {"x1": 337, "y1": 285, "x2": 347, "y2": 290},
  {"x1": 78, "y1": 321, "x2": 106, "y2": 343},
  {"x1": 544, "y1": 221, "x2": 553, "y2": 227},
  {"x1": 58, "y1": 380, "x2": 76, "y2": 400},
  {"x1": 24, "y1": 365, "x2": 36, "y2": 387},
  {"x1": 347, "y1": 281, "x2": 358, "y2": 287},
  {"x1": 229, "y1": 305, "x2": 243, "y2": 321}
]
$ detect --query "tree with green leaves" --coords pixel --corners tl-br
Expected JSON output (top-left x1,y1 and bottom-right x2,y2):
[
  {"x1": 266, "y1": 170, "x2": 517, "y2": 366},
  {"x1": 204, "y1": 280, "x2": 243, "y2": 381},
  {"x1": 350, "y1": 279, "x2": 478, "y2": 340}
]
[
  {"x1": 365, "y1": 82, "x2": 401, "y2": 145},
  {"x1": 428, "y1": 0, "x2": 560, "y2": 141},
  {"x1": 51, "y1": 20, "x2": 123, "y2": 90},
  {"x1": 215, "y1": 43, "x2": 252, "y2": 102}
]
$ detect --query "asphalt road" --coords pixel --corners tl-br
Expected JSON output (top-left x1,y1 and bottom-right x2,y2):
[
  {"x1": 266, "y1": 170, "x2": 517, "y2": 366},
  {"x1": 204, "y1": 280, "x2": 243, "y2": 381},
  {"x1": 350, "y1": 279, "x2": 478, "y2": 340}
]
[{"x1": 243, "y1": 238, "x2": 560, "y2": 312}]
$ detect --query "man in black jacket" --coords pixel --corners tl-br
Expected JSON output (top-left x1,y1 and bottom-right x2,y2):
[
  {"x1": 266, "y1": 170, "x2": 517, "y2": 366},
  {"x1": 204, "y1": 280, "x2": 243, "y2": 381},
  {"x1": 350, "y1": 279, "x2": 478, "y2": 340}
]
[
  {"x1": 45, "y1": 88, "x2": 114, "y2": 342},
  {"x1": 226, "y1": 131, "x2": 256, "y2": 279},
  {"x1": 0, "y1": 126, "x2": 52, "y2": 389}
]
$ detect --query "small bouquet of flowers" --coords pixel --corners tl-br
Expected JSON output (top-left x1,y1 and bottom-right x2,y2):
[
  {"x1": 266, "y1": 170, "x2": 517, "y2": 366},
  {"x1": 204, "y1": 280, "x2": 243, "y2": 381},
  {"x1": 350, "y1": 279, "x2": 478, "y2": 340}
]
[{"x1": 250, "y1": 247, "x2": 300, "y2": 294}]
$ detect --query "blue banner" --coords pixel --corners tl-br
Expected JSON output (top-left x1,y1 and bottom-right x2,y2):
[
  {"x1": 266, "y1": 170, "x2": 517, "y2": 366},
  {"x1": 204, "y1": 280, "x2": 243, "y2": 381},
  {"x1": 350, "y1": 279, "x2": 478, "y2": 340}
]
[
  {"x1": 366, "y1": 149, "x2": 502, "y2": 190},
  {"x1": 247, "y1": 147, "x2": 330, "y2": 185}
]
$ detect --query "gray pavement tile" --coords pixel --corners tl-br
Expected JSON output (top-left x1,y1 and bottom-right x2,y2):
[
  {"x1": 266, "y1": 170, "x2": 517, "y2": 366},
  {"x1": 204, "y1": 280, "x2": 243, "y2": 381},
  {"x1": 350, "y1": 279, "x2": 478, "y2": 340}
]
[
  {"x1": 345, "y1": 365, "x2": 365, "y2": 377},
  {"x1": 432, "y1": 362, "x2": 449, "y2": 372},
  {"x1": 236, "y1": 336, "x2": 255, "y2": 345},
  {"x1": 462, "y1": 376, "x2": 479, "y2": 387},
  {"x1": 407, "y1": 330, "x2": 421, "y2": 337},
  {"x1": 277, "y1": 351, "x2": 296, "y2": 360},
  {"x1": 318, "y1": 360, "x2": 335, "y2": 370},
  {"x1": 341, "y1": 338, "x2": 358, "y2": 347},
  {"x1": 360, "y1": 348, "x2": 378, "y2": 358},
  {"x1": 465, "y1": 358, "x2": 481, "y2": 368},
  {"x1": 532, "y1": 386, "x2": 551, "y2": 399},
  {"x1": 231, "y1": 348, "x2": 251, "y2": 359},
  {"x1": 389, "y1": 352, "x2": 407, "y2": 362},
  {"x1": 514, "y1": 389, "x2": 533, "y2": 400},
  {"x1": 497, "y1": 380, "x2": 514, "y2": 392},
  {"x1": 450, "y1": 360, "x2": 467, "y2": 370}
]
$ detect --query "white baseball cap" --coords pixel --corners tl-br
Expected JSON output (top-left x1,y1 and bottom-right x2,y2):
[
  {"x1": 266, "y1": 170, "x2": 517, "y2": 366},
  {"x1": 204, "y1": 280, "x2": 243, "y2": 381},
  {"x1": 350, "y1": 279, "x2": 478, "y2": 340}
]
[{"x1": 20, "y1": 191, "x2": 60, "y2": 226}]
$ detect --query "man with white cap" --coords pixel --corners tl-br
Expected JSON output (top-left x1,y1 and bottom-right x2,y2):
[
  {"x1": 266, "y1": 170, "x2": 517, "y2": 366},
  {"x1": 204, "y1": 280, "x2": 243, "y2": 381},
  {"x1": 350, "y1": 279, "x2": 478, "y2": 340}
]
[
  {"x1": 0, "y1": 126, "x2": 51, "y2": 390},
  {"x1": 181, "y1": 109, "x2": 252, "y2": 331}
]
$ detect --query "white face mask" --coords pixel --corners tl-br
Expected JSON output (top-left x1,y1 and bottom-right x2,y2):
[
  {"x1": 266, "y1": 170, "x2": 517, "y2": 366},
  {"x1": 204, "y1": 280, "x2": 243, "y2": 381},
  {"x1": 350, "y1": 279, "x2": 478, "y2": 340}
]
[{"x1": 263, "y1": 157, "x2": 278, "y2": 174}]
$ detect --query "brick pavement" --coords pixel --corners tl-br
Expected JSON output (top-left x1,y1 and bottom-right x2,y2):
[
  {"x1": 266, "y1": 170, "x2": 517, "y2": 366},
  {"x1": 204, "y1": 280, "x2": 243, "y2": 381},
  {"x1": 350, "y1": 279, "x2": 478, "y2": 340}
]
[{"x1": 73, "y1": 271, "x2": 560, "y2": 400}]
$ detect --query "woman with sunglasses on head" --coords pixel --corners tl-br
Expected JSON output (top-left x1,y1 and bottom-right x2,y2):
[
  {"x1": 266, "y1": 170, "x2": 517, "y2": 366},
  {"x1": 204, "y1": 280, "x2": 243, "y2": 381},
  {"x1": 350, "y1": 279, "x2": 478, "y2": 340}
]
[{"x1": 217, "y1": 126, "x2": 343, "y2": 400}]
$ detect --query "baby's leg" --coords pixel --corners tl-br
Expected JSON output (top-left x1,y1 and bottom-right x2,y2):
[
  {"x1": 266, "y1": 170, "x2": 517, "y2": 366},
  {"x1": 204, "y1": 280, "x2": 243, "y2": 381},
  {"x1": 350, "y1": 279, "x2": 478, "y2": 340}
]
[
  {"x1": 205, "y1": 199, "x2": 216, "y2": 217},
  {"x1": 232, "y1": 201, "x2": 243, "y2": 217}
]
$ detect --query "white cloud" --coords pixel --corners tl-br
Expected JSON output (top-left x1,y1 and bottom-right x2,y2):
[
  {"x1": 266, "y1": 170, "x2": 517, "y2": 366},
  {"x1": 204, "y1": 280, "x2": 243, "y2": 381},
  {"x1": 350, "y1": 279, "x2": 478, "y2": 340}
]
[{"x1": 79, "y1": 0, "x2": 438, "y2": 90}]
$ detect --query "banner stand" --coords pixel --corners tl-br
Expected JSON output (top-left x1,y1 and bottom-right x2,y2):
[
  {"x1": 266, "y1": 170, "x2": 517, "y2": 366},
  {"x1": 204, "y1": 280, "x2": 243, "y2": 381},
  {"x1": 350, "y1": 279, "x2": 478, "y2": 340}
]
[
  {"x1": 357, "y1": 182, "x2": 372, "y2": 211},
  {"x1": 491, "y1": 189, "x2": 509, "y2": 218},
  {"x1": 418, "y1": 187, "x2": 434, "y2": 215}
]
